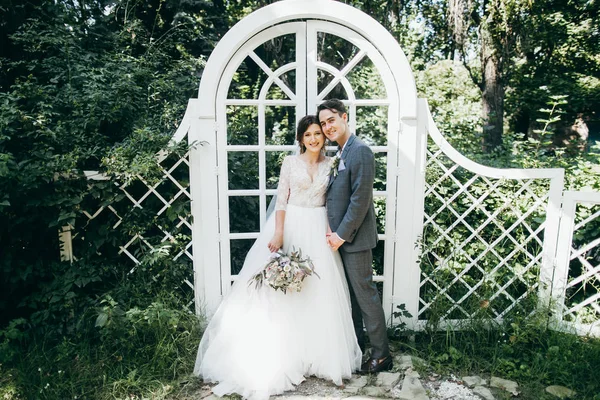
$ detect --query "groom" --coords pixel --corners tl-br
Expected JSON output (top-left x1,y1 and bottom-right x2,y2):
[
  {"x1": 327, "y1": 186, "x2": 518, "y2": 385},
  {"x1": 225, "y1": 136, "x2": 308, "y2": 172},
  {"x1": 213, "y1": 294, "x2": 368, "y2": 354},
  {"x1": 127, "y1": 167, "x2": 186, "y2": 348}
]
[{"x1": 318, "y1": 99, "x2": 392, "y2": 374}]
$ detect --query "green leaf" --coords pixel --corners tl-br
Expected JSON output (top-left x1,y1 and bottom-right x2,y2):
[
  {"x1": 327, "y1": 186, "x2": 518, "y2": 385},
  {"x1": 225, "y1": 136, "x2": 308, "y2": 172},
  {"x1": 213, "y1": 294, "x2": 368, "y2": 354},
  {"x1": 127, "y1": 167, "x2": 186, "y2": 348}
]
[{"x1": 95, "y1": 312, "x2": 108, "y2": 328}]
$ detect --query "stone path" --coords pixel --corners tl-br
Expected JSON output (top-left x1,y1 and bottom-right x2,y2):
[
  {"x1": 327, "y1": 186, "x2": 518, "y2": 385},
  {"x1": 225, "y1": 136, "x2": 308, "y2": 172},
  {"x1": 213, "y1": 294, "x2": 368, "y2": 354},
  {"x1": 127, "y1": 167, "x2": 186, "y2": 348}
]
[{"x1": 175, "y1": 354, "x2": 577, "y2": 400}]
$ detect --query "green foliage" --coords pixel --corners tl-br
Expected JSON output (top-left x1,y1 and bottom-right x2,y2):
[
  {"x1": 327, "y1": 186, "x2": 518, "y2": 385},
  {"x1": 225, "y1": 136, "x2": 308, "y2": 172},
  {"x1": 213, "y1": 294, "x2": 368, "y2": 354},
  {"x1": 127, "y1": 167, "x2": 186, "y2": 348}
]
[
  {"x1": 506, "y1": 0, "x2": 600, "y2": 136},
  {"x1": 388, "y1": 303, "x2": 414, "y2": 339},
  {"x1": 0, "y1": 235, "x2": 198, "y2": 398},
  {"x1": 0, "y1": 0, "x2": 203, "y2": 323},
  {"x1": 0, "y1": 2, "x2": 206, "y2": 399},
  {"x1": 416, "y1": 60, "x2": 483, "y2": 155},
  {"x1": 1, "y1": 1, "x2": 599, "y2": 399},
  {"x1": 0, "y1": 283, "x2": 200, "y2": 400}
]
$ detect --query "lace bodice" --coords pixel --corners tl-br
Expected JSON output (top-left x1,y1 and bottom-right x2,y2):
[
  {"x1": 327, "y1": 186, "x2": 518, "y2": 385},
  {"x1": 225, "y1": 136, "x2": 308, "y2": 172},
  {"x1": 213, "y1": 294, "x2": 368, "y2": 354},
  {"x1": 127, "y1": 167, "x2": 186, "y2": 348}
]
[{"x1": 275, "y1": 156, "x2": 332, "y2": 211}]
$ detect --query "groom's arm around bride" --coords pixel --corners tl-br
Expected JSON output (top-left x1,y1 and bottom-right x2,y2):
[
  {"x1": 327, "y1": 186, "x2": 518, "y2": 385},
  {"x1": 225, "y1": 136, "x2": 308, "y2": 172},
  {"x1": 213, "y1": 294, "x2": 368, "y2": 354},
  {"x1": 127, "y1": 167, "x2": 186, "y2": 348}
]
[{"x1": 318, "y1": 99, "x2": 393, "y2": 374}]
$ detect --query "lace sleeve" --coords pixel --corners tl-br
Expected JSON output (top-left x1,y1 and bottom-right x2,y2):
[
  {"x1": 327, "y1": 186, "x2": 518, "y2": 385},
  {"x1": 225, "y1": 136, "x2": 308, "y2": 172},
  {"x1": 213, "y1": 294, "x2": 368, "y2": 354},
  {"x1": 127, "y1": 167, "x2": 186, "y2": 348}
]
[{"x1": 275, "y1": 157, "x2": 291, "y2": 211}]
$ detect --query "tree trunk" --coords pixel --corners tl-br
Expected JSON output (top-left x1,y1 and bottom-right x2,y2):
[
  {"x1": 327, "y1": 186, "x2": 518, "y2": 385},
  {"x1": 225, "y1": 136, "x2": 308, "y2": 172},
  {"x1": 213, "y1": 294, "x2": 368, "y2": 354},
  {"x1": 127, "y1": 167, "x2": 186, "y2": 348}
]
[{"x1": 480, "y1": 8, "x2": 504, "y2": 152}]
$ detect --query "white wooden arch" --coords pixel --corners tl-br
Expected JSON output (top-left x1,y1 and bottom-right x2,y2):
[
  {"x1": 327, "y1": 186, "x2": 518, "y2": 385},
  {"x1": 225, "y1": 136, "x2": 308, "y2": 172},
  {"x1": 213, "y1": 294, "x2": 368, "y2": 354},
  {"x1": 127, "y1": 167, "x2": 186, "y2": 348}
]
[{"x1": 183, "y1": 0, "x2": 422, "y2": 319}]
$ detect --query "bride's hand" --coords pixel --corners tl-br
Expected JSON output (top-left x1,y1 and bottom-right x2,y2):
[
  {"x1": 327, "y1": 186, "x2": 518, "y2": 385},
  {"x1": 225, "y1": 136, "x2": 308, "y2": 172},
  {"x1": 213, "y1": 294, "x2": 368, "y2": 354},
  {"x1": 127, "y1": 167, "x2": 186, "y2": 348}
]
[{"x1": 267, "y1": 232, "x2": 283, "y2": 253}]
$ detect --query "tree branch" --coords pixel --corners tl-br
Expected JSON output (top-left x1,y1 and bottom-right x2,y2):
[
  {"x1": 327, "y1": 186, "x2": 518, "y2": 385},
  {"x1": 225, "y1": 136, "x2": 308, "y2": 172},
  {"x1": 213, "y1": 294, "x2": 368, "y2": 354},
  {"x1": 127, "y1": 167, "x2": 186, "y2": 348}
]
[{"x1": 460, "y1": 46, "x2": 483, "y2": 91}]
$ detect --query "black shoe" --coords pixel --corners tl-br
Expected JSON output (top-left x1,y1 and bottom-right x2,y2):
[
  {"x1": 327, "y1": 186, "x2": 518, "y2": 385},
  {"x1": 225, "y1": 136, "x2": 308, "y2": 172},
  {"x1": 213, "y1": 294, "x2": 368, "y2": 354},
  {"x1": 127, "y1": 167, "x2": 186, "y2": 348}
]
[{"x1": 360, "y1": 355, "x2": 393, "y2": 374}]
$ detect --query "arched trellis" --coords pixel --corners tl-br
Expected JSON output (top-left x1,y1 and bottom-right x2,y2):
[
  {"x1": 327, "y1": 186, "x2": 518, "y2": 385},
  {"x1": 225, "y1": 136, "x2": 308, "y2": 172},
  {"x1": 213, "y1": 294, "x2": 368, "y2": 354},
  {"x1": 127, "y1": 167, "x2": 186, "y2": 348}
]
[
  {"x1": 69, "y1": 0, "x2": 599, "y2": 335},
  {"x1": 185, "y1": 0, "x2": 422, "y2": 320}
]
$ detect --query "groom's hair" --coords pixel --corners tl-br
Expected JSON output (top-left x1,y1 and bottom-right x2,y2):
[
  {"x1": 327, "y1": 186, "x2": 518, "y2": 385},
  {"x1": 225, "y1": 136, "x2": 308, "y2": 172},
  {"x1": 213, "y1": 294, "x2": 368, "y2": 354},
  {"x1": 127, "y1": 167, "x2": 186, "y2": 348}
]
[{"x1": 317, "y1": 99, "x2": 347, "y2": 118}]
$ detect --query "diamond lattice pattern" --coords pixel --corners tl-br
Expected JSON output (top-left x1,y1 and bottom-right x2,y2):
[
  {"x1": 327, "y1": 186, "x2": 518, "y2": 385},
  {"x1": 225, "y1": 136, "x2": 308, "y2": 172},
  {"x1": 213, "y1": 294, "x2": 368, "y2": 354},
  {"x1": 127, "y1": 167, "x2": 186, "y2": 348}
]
[
  {"x1": 563, "y1": 203, "x2": 600, "y2": 325},
  {"x1": 74, "y1": 149, "x2": 194, "y2": 310},
  {"x1": 420, "y1": 139, "x2": 551, "y2": 321}
]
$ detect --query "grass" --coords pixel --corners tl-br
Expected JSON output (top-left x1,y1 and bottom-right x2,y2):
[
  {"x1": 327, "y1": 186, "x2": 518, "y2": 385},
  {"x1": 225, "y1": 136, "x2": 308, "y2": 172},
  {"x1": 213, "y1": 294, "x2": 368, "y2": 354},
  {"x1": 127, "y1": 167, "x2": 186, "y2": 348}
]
[
  {"x1": 0, "y1": 297, "x2": 202, "y2": 400},
  {"x1": 393, "y1": 314, "x2": 600, "y2": 400}
]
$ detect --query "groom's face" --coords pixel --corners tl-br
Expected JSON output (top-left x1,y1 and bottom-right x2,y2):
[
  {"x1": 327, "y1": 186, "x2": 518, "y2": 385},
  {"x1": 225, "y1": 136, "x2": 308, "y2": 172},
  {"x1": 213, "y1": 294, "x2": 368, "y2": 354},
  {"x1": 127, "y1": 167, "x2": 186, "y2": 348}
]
[{"x1": 318, "y1": 109, "x2": 348, "y2": 145}]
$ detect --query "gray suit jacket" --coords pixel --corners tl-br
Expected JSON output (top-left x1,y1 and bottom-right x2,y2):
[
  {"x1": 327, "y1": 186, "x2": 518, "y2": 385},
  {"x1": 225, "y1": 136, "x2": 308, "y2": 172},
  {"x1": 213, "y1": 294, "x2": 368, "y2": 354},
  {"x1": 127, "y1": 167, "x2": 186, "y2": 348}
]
[{"x1": 326, "y1": 134, "x2": 378, "y2": 253}]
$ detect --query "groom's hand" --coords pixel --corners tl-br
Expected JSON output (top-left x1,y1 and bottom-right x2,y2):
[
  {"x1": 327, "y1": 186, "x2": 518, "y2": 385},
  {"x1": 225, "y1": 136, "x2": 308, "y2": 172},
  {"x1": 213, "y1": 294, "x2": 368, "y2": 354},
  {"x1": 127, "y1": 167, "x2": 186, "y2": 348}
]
[{"x1": 327, "y1": 232, "x2": 345, "y2": 251}]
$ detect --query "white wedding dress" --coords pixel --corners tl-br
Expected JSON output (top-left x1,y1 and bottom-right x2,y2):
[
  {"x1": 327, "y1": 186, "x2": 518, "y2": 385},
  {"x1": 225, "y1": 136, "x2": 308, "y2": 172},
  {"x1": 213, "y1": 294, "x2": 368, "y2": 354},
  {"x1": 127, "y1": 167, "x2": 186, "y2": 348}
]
[{"x1": 194, "y1": 155, "x2": 362, "y2": 400}]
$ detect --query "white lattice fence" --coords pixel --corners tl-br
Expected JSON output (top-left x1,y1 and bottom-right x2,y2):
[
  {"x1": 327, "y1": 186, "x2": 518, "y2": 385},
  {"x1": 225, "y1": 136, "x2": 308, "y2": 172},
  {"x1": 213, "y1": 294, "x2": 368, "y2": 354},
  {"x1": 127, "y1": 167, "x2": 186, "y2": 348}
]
[
  {"x1": 416, "y1": 105, "x2": 564, "y2": 329},
  {"x1": 67, "y1": 147, "x2": 194, "y2": 311},
  {"x1": 421, "y1": 142, "x2": 548, "y2": 321},
  {"x1": 553, "y1": 191, "x2": 600, "y2": 336}
]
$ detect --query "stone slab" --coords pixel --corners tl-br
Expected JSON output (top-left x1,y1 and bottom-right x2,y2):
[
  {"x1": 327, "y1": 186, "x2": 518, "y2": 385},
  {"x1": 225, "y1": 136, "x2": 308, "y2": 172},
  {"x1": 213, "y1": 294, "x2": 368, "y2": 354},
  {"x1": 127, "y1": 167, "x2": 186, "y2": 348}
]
[
  {"x1": 490, "y1": 377, "x2": 519, "y2": 396},
  {"x1": 343, "y1": 386, "x2": 361, "y2": 395},
  {"x1": 347, "y1": 375, "x2": 369, "y2": 389},
  {"x1": 376, "y1": 372, "x2": 401, "y2": 388},
  {"x1": 394, "y1": 355, "x2": 413, "y2": 370},
  {"x1": 392, "y1": 375, "x2": 429, "y2": 400},
  {"x1": 462, "y1": 376, "x2": 488, "y2": 388},
  {"x1": 362, "y1": 386, "x2": 389, "y2": 398},
  {"x1": 405, "y1": 368, "x2": 421, "y2": 379},
  {"x1": 546, "y1": 385, "x2": 577, "y2": 399},
  {"x1": 473, "y1": 385, "x2": 495, "y2": 400}
]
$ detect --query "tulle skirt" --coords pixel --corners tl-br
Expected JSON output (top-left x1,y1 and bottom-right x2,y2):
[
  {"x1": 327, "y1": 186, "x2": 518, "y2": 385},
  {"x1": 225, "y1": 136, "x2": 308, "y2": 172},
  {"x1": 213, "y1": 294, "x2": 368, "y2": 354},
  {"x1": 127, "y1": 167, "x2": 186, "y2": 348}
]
[{"x1": 194, "y1": 204, "x2": 362, "y2": 400}]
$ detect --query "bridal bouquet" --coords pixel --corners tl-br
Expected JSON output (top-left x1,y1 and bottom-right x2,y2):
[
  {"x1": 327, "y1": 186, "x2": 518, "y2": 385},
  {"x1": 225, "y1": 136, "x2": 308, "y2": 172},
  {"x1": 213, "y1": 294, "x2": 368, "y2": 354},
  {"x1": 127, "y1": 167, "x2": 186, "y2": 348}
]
[{"x1": 249, "y1": 247, "x2": 319, "y2": 294}]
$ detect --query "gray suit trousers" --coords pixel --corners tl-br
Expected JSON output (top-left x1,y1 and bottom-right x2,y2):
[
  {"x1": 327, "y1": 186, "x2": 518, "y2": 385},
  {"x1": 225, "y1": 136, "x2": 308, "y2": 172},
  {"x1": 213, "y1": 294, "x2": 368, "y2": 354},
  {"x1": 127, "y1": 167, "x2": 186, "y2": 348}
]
[{"x1": 339, "y1": 247, "x2": 390, "y2": 359}]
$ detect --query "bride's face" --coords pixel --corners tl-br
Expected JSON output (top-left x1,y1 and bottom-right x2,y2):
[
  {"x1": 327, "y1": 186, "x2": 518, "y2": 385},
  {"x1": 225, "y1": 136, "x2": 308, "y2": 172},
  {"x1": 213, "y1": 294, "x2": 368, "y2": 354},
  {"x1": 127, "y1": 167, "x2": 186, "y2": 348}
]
[{"x1": 302, "y1": 123, "x2": 325, "y2": 154}]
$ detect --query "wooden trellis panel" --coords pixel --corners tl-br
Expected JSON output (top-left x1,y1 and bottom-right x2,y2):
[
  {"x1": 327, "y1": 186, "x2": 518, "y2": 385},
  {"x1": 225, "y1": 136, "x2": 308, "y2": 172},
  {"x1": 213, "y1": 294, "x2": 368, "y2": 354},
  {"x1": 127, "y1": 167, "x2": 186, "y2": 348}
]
[
  {"x1": 413, "y1": 100, "x2": 565, "y2": 329},
  {"x1": 70, "y1": 147, "x2": 194, "y2": 311},
  {"x1": 553, "y1": 191, "x2": 600, "y2": 337}
]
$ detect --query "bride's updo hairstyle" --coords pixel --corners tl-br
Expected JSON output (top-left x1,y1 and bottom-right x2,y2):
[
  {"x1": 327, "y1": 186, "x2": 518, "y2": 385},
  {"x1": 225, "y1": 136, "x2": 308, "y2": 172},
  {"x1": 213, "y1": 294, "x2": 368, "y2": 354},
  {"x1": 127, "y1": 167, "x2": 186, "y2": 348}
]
[{"x1": 296, "y1": 115, "x2": 322, "y2": 154}]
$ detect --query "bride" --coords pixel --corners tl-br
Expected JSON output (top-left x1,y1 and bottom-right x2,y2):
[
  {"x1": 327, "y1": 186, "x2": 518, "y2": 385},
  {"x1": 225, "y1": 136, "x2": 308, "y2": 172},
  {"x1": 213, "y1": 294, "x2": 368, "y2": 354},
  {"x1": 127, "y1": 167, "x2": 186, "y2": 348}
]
[{"x1": 194, "y1": 115, "x2": 362, "y2": 399}]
